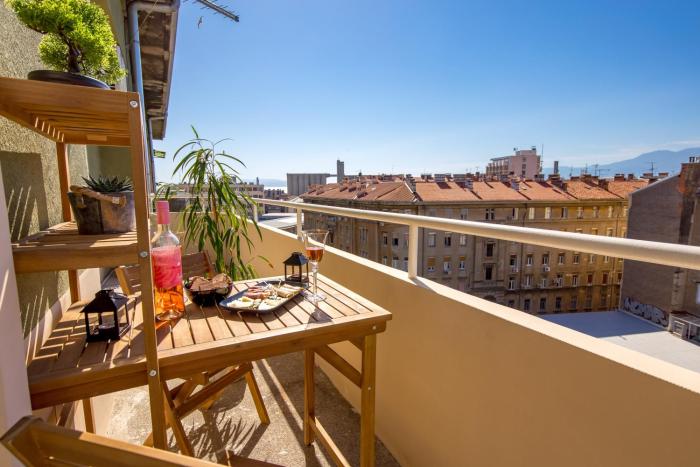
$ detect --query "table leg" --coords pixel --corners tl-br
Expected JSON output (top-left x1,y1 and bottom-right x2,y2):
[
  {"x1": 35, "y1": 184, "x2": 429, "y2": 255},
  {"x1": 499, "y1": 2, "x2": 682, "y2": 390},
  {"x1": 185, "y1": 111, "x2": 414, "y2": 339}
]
[
  {"x1": 360, "y1": 334, "x2": 376, "y2": 467},
  {"x1": 82, "y1": 398, "x2": 95, "y2": 433},
  {"x1": 162, "y1": 383, "x2": 194, "y2": 456},
  {"x1": 245, "y1": 369, "x2": 271, "y2": 424},
  {"x1": 304, "y1": 349, "x2": 315, "y2": 446}
]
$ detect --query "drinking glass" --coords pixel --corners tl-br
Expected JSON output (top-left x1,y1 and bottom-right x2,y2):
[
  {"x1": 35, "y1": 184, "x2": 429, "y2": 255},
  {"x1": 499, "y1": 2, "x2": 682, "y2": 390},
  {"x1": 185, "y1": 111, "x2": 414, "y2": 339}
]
[{"x1": 302, "y1": 229, "x2": 329, "y2": 303}]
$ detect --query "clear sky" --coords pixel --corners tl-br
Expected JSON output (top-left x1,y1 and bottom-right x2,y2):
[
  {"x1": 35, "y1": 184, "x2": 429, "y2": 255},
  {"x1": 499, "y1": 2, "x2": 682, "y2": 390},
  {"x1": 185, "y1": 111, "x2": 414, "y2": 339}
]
[{"x1": 153, "y1": 0, "x2": 700, "y2": 183}]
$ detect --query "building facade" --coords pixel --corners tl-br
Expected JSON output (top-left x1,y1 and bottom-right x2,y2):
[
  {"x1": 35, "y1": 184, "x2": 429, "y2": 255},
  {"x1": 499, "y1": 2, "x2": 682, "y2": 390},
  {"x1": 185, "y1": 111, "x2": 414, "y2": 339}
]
[
  {"x1": 486, "y1": 147, "x2": 542, "y2": 179},
  {"x1": 287, "y1": 173, "x2": 330, "y2": 196},
  {"x1": 622, "y1": 158, "x2": 700, "y2": 326},
  {"x1": 263, "y1": 188, "x2": 289, "y2": 213},
  {"x1": 302, "y1": 173, "x2": 650, "y2": 314}
]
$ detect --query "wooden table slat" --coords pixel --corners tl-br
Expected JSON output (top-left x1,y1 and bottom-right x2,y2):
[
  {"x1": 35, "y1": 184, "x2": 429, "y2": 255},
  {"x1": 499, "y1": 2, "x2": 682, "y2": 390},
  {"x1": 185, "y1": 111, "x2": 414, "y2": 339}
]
[
  {"x1": 183, "y1": 301, "x2": 216, "y2": 345},
  {"x1": 26, "y1": 275, "x2": 391, "y2": 410}
]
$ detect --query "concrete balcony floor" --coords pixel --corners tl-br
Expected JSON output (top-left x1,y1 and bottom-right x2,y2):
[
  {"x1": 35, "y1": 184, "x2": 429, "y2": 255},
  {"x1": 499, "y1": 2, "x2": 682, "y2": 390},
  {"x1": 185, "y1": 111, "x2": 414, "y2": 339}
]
[{"x1": 106, "y1": 352, "x2": 400, "y2": 466}]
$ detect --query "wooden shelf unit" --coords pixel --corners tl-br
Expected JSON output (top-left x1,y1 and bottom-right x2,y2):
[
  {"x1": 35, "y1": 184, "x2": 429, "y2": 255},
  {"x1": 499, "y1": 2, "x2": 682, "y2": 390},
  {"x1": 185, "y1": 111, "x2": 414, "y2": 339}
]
[
  {"x1": 12, "y1": 222, "x2": 138, "y2": 273},
  {"x1": 0, "y1": 77, "x2": 167, "y2": 448}
]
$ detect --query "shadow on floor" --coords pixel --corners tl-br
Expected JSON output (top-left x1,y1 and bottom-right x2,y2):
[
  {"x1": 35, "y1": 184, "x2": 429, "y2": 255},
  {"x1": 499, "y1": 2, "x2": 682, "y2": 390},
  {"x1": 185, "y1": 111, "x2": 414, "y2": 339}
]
[{"x1": 106, "y1": 353, "x2": 400, "y2": 466}]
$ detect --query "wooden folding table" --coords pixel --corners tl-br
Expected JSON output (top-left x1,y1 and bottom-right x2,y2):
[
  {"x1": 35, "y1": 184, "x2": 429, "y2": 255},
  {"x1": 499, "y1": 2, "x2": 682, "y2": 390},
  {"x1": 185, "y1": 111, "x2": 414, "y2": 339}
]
[{"x1": 27, "y1": 275, "x2": 391, "y2": 467}]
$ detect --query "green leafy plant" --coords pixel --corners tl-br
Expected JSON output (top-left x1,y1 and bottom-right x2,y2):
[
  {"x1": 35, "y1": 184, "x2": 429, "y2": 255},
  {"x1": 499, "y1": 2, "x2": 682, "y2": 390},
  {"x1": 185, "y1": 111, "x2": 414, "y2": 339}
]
[
  {"x1": 161, "y1": 126, "x2": 266, "y2": 280},
  {"x1": 5, "y1": 0, "x2": 126, "y2": 84},
  {"x1": 82, "y1": 175, "x2": 133, "y2": 193}
]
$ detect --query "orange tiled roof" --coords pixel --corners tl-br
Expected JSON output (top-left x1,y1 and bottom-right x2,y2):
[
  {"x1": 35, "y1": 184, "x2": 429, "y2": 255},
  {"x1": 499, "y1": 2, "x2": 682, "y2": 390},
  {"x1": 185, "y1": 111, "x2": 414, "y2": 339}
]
[
  {"x1": 471, "y1": 181, "x2": 527, "y2": 201},
  {"x1": 516, "y1": 181, "x2": 574, "y2": 201},
  {"x1": 563, "y1": 180, "x2": 620, "y2": 200},
  {"x1": 414, "y1": 181, "x2": 480, "y2": 202},
  {"x1": 604, "y1": 179, "x2": 649, "y2": 198},
  {"x1": 301, "y1": 177, "x2": 648, "y2": 204},
  {"x1": 303, "y1": 181, "x2": 414, "y2": 202}
]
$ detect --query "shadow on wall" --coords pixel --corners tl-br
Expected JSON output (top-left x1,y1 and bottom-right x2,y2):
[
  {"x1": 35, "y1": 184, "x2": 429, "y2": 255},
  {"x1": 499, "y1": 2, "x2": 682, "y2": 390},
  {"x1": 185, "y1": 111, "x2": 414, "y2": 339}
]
[
  {"x1": 0, "y1": 151, "x2": 63, "y2": 338},
  {"x1": 0, "y1": 151, "x2": 50, "y2": 241}
]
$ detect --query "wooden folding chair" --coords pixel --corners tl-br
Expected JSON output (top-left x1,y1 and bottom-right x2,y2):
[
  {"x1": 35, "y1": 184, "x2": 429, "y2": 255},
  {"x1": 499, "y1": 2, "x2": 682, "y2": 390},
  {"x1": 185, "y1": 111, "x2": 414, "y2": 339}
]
[
  {"x1": 115, "y1": 251, "x2": 270, "y2": 455},
  {"x1": 1, "y1": 416, "x2": 281, "y2": 467}
]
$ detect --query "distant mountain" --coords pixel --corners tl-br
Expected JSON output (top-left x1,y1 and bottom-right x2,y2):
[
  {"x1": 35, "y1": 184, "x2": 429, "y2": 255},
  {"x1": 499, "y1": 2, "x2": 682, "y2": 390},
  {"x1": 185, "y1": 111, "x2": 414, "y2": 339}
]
[
  {"x1": 544, "y1": 147, "x2": 700, "y2": 177},
  {"x1": 245, "y1": 178, "x2": 287, "y2": 187}
]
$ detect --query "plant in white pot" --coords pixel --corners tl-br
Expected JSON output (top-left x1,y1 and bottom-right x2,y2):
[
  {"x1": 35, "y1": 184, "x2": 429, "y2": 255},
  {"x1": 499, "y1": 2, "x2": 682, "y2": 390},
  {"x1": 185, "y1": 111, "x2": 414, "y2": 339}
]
[
  {"x1": 5, "y1": 0, "x2": 126, "y2": 88},
  {"x1": 68, "y1": 176, "x2": 135, "y2": 234}
]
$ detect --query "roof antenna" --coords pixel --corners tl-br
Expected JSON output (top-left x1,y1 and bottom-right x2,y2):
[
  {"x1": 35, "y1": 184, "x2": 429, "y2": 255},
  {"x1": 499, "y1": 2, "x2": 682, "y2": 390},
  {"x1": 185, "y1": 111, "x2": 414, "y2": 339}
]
[
  {"x1": 192, "y1": 0, "x2": 240, "y2": 23},
  {"x1": 648, "y1": 160, "x2": 656, "y2": 175}
]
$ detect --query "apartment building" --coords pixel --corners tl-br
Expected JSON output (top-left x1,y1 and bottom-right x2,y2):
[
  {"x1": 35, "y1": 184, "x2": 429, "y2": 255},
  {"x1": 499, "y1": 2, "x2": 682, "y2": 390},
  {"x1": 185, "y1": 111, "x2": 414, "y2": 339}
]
[
  {"x1": 301, "y1": 173, "x2": 650, "y2": 314},
  {"x1": 622, "y1": 158, "x2": 700, "y2": 332},
  {"x1": 263, "y1": 188, "x2": 290, "y2": 213},
  {"x1": 486, "y1": 147, "x2": 542, "y2": 179}
]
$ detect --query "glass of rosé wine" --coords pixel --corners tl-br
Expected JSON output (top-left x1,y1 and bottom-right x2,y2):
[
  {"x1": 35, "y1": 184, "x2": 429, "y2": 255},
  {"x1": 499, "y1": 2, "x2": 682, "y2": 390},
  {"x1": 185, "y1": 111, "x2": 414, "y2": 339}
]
[{"x1": 301, "y1": 229, "x2": 329, "y2": 303}]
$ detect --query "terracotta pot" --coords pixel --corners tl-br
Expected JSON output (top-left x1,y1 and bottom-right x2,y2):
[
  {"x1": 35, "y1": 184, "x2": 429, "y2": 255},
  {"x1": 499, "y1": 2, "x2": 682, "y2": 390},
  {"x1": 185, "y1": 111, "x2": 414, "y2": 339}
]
[
  {"x1": 67, "y1": 191, "x2": 135, "y2": 235},
  {"x1": 27, "y1": 70, "x2": 110, "y2": 89}
]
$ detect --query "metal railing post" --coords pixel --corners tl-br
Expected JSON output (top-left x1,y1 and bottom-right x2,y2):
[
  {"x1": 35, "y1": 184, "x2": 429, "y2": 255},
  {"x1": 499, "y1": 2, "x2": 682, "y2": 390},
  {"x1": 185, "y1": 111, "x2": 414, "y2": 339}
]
[
  {"x1": 296, "y1": 208, "x2": 303, "y2": 238},
  {"x1": 408, "y1": 224, "x2": 419, "y2": 278}
]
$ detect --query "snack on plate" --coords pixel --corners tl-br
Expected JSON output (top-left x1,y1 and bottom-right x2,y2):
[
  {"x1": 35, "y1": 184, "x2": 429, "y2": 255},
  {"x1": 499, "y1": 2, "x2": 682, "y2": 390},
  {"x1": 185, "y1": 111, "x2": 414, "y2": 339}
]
[
  {"x1": 244, "y1": 286, "x2": 271, "y2": 300},
  {"x1": 230, "y1": 296, "x2": 255, "y2": 309},
  {"x1": 275, "y1": 284, "x2": 302, "y2": 298},
  {"x1": 258, "y1": 297, "x2": 284, "y2": 311}
]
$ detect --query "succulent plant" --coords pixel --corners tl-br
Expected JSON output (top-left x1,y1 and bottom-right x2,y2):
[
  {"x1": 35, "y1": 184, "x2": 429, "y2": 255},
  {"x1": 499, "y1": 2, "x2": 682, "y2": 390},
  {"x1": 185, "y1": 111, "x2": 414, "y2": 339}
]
[{"x1": 82, "y1": 176, "x2": 133, "y2": 193}]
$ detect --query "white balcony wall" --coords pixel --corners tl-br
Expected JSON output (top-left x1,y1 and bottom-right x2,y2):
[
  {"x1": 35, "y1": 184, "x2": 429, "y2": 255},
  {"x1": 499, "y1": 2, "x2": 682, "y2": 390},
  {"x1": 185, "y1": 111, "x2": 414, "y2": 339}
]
[{"x1": 243, "y1": 222, "x2": 700, "y2": 467}]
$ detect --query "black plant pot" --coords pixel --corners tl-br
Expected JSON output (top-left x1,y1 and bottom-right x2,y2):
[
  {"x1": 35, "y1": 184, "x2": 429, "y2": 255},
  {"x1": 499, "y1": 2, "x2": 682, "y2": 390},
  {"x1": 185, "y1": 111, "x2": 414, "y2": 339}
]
[
  {"x1": 27, "y1": 70, "x2": 110, "y2": 90},
  {"x1": 68, "y1": 191, "x2": 136, "y2": 235}
]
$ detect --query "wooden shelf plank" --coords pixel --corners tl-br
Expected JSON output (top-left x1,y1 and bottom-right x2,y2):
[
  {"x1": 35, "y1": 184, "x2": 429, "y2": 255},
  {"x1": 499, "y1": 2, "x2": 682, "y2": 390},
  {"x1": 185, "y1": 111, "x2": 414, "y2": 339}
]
[
  {"x1": 12, "y1": 222, "x2": 138, "y2": 273},
  {"x1": 0, "y1": 77, "x2": 138, "y2": 147}
]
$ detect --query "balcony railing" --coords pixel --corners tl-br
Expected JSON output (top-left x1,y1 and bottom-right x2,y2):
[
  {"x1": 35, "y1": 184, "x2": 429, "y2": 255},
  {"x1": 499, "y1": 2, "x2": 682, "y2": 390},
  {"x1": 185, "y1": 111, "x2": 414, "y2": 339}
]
[
  {"x1": 253, "y1": 198, "x2": 700, "y2": 273},
  {"x1": 238, "y1": 206, "x2": 700, "y2": 466}
]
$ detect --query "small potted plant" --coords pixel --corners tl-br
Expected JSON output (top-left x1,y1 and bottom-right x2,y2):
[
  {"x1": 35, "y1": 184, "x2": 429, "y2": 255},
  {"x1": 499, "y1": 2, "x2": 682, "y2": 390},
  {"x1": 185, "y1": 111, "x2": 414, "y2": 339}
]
[
  {"x1": 68, "y1": 176, "x2": 135, "y2": 234},
  {"x1": 5, "y1": 0, "x2": 127, "y2": 89}
]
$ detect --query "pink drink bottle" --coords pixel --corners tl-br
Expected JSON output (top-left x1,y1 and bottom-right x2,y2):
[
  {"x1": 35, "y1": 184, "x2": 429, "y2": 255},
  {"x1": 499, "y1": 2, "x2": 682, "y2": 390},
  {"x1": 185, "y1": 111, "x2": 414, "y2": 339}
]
[{"x1": 152, "y1": 201, "x2": 185, "y2": 321}]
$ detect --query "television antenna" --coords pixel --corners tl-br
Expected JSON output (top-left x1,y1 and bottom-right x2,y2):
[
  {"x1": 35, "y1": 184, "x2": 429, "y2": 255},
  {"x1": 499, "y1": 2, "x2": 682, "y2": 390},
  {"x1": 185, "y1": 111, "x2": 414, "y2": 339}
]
[
  {"x1": 592, "y1": 164, "x2": 609, "y2": 177},
  {"x1": 648, "y1": 161, "x2": 656, "y2": 174},
  {"x1": 189, "y1": 0, "x2": 240, "y2": 24}
]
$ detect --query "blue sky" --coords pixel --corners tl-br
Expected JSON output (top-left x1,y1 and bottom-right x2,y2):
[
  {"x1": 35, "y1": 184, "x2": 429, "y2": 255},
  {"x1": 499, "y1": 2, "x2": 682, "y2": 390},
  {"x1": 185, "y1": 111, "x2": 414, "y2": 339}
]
[{"x1": 154, "y1": 0, "x2": 700, "y2": 183}]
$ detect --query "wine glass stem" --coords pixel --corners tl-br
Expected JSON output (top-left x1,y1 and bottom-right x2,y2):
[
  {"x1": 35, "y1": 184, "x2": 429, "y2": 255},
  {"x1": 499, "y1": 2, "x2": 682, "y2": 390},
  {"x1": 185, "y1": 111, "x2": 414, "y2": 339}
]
[{"x1": 311, "y1": 261, "x2": 319, "y2": 296}]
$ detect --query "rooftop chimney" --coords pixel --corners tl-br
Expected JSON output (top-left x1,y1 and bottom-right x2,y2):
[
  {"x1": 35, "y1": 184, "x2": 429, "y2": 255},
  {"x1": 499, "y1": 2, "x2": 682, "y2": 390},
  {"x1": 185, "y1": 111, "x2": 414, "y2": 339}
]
[{"x1": 553, "y1": 160, "x2": 559, "y2": 175}]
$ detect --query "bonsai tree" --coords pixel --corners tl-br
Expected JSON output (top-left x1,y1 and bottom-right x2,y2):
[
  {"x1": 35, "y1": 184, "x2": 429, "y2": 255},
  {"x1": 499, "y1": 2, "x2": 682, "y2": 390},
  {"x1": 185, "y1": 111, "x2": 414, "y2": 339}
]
[
  {"x1": 5, "y1": 0, "x2": 126, "y2": 84},
  {"x1": 160, "y1": 127, "x2": 267, "y2": 280}
]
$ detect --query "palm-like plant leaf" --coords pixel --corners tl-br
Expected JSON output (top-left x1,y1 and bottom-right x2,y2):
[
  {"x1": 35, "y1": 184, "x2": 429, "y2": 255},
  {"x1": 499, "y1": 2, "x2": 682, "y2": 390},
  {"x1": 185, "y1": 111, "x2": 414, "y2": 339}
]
[{"x1": 163, "y1": 126, "x2": 268, "y2": 280}]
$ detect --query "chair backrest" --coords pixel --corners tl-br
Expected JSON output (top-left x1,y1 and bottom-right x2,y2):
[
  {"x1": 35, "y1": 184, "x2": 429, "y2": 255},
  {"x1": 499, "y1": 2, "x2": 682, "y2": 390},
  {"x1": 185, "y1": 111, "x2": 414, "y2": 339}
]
[
  {"x1": 116, "y1": 251, "x2": 216, "y2": 295},
  {"x1": 1, "y1": 416, "x2": 220, "y2": 467}
]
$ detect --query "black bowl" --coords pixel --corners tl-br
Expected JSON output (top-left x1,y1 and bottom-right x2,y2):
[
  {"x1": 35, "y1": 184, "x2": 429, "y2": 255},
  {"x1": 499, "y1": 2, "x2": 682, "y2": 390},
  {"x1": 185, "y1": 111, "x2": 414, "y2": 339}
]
[{"x1": 184, "y1": 279, "x2": 233, "y2": 305}]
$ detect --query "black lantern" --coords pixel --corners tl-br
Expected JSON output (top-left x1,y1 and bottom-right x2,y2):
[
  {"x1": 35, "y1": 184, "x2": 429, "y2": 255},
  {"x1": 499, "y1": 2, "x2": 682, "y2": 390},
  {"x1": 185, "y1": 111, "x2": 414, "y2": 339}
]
[
  {"x1": 284, "y1": 252, "x2": 309, "y2": 284},
  {"x1": 81, "y1": 289, "x2": 131, "y2": 342}
]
